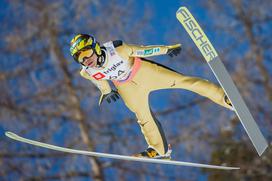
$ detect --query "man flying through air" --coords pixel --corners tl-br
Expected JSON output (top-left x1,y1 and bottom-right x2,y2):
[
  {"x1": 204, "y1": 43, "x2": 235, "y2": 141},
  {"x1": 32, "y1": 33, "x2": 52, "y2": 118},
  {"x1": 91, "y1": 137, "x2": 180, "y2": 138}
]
[{"x1": 69, "y1": 34, "x2": 233, "y2": 159}]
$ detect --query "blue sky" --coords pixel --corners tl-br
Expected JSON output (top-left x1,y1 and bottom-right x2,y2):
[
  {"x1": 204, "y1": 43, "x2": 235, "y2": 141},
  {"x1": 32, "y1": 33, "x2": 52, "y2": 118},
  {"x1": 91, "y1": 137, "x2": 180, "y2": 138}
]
[{"x1": 135, "y1": 0, "x2": 204, "y2": 43}]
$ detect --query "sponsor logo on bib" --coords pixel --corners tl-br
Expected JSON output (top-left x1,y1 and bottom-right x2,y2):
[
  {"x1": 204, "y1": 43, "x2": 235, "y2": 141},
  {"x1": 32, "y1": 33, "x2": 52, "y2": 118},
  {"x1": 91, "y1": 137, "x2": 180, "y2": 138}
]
[{"x1": 92, "y1": 72, "x2": 106, "y2": 80}]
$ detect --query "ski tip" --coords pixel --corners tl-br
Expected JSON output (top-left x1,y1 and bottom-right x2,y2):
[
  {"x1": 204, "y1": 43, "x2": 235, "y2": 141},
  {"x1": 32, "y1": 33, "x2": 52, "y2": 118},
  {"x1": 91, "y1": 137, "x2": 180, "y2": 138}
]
[
  {"x1": 176, "y1": 6, "x2": 188, "y2": 15},
  {"x1": 5, "y1": 131, "x2": 17, "y2": 139}
]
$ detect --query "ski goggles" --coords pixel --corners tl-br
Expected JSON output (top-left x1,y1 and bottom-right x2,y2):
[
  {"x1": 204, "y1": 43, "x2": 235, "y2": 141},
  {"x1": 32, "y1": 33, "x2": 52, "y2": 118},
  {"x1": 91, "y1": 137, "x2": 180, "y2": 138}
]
[{"x1": 77, "y1": 49, "x2": 95, "y2": 64}]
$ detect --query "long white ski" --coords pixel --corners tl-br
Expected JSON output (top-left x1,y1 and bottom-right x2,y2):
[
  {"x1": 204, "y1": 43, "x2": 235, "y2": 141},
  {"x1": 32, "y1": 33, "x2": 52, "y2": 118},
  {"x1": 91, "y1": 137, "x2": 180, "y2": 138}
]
[
  {"x1": 176, "y1": 7, "x2": 268, "y2": 156},
  {"x1": 5, "y1": 131, "x2": 239, "y2": 170}
]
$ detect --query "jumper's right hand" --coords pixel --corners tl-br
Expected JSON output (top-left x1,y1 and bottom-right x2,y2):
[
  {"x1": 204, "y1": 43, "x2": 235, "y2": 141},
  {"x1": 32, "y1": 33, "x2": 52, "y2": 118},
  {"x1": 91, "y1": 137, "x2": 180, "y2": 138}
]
[
  {"x1": 166, "y1": 44, "x2": 181, "y2": 57},
  {"x1": 99, "y1": 90, "x2": 120, "y2": 106}
]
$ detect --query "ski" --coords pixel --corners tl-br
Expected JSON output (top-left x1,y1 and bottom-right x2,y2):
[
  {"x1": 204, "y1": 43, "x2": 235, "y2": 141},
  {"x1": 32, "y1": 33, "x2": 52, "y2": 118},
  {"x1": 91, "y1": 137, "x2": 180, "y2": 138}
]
[
  {"x1": 5, "y1": 131, "x2": 239, "y2": 170},
  {"x1": 176, "y1": 7, "x2": 268, "y2": 156}
]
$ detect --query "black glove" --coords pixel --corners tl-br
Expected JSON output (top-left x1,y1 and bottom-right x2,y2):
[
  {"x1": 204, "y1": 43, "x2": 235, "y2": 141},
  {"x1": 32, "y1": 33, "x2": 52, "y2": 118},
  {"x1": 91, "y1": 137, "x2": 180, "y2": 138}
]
[
  {"x1": 99, "y1": 90, "x2": 120, "y2": 106},
  {"x1": 166, "y1": 44, "x2": 181, "y2": 57}
]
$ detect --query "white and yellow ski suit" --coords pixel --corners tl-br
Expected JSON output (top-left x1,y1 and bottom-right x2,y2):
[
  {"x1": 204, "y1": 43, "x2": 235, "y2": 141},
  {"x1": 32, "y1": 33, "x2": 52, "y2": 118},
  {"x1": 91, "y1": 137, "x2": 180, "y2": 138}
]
[{"x1": 80, "y1": 40, "x2": 232, "y2": 155}]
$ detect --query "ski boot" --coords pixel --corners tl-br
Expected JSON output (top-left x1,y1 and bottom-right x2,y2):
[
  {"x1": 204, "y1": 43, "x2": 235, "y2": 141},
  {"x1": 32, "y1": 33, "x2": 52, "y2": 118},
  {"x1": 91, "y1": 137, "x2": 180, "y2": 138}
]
[
  {"x1": 224, "y1": 95, "x2": 234, "y2": 110},
  {"x1": 132, "y1": 144, "x2": 172, "y2": 159}
]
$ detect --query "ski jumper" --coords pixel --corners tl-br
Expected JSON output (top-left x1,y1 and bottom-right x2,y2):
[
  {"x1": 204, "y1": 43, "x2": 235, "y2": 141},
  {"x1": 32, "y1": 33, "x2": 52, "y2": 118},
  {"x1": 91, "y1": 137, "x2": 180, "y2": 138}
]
[{"x1": 80, "y1": 41, "x2": 232, "y2": 155}]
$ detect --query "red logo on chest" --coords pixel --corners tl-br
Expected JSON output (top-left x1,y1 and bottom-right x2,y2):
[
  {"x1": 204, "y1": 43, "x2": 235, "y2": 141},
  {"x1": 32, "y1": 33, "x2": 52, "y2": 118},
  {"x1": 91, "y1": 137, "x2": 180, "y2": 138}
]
[{"x1": 92, "y1": 72, "x2": 106, "y2": 80}]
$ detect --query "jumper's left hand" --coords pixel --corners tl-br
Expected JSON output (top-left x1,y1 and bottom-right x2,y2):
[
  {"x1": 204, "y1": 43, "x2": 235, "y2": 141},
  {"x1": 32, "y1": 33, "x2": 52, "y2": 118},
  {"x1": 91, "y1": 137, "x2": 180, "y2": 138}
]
[
  {"x1": 166, "y1": 44, "x2": 181, "y2": 57},
  {"x1": 99, "y1": 90, "x2": 120, "y2": 106}
]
